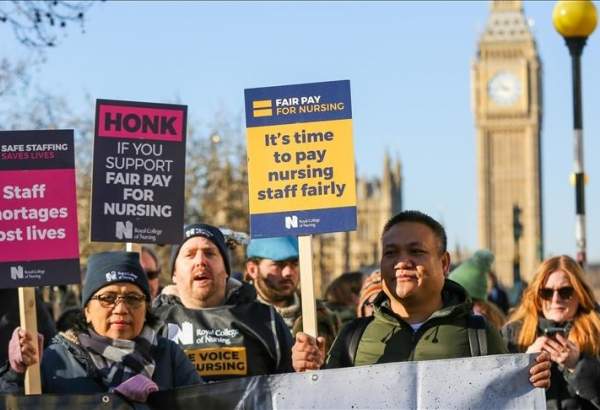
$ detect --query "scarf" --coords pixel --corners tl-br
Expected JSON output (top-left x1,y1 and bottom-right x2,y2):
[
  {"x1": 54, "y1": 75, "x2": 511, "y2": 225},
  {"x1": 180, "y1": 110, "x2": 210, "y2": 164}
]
[
  {"x1": 257, "y1": 292, "x2": 301, "y2": 330},
  {"x1": 78, "y1": 326, "x2": 158, "y2": 390}
]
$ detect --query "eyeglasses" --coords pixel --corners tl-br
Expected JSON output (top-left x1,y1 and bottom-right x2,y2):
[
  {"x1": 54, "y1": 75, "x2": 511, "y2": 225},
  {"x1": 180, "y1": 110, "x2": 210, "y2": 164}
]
[
  {"x1": 539, "y1": 287, "x2": 574, "y2": 301},
  {"x1": 90, "y1": 293, "x2": 147, "y2": 309}
]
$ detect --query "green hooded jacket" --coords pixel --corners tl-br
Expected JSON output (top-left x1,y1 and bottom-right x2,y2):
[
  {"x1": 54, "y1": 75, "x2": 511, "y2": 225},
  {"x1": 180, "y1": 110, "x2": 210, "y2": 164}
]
[{"x1": 326, "y1": 280, "x2": 507, "y2": 368}]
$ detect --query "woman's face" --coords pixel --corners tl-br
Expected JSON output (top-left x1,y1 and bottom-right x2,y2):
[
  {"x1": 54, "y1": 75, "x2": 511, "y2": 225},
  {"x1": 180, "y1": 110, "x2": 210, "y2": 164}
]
[
  {"x1": 540, "y1": 270, "x2": 579, "y2": 323},
  {"x1": 84, "y1": 282, "x2": 147, "y2": 340}
]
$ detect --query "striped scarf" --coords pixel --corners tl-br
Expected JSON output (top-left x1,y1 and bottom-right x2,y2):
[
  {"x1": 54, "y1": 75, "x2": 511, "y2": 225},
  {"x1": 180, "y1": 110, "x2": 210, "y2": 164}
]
[{"x1": 78, "y1": 326, "x2": 158, "y2": 390}]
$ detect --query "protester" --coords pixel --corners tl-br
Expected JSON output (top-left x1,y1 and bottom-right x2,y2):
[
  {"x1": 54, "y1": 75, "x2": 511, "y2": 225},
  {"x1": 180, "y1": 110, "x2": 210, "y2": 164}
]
[
  {"x1": 356, "y1": 270, "x2": 382, "y2": 318},
  {"x1": 503, "y1": 255, "x2": 600, "y2": 408},
  {"x1": 449, "y1": 250, "x2": 506, "y2": 330},
  {"x1": 324, "y1": 271, "x2": 365, "y2": 325},
  {"x1": 154, "y1": 224, "x2": 293, "y2": 382},
  {"x1": 140, "y1": 245, "x2": 162, "y2": 300},
  {"x1": 245, "y1": 236, "x2": 340, "y2": 352},
  {"x1": 487, "y1": 270, "x2": 510, "y2": 314},
  {"x1": 0, "y1": 251, "x2": 200, "y2": 401},
  {"x1": 292, "y1": 210, "x2": 550, "y2": 389}
]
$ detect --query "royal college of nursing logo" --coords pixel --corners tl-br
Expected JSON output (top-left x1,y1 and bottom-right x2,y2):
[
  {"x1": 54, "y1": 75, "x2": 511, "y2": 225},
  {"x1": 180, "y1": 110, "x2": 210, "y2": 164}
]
[
  {"x1": 10, "y1": 266, "x2": 24, "y2": 280},
  {"x1": 115, "y1": 220, "x2": 133, "y2": 240},
  {"x1": 285, "y1": 215, "x2": 298, "y2": 229}
]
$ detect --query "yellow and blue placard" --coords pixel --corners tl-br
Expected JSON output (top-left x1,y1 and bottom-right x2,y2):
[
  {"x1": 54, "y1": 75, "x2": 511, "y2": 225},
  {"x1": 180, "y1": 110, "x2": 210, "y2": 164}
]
[{"x1": 244, "y1": 80, "x2": 357, "y2": 238}]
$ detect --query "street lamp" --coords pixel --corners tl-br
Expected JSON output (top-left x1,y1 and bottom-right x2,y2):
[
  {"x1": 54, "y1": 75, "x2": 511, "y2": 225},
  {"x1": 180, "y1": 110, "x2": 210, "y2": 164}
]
[{"x1": 552, "y1": 0, "x2": 597, "y2": 267}]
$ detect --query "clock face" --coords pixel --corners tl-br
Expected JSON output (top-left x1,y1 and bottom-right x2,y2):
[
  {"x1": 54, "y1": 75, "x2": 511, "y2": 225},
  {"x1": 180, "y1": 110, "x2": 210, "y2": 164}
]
[{"x1": 487, "y1": 71, "x2": 521, "y2": 106}]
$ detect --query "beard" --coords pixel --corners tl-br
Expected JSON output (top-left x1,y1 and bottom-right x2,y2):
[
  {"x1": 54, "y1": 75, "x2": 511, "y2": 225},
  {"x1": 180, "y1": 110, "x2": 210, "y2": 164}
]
[{"x1": 254, "y1": 274, "x2": 297, "y2": 305}]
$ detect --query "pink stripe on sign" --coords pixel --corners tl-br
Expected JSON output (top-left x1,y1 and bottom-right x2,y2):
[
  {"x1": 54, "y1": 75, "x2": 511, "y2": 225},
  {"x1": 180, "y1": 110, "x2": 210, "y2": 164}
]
[
  {"x1": 0, "y1": 169, "x2": 79, "y2": 262},
  {"x1": 97, "y1": 104, "x2": 184, "y2": 141}
]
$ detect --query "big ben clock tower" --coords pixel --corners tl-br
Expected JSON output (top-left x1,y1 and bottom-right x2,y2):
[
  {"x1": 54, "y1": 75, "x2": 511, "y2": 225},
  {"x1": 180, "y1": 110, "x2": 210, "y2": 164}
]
[{"x1": 472, "y1": 0, "x2": 543, "y2": 287}]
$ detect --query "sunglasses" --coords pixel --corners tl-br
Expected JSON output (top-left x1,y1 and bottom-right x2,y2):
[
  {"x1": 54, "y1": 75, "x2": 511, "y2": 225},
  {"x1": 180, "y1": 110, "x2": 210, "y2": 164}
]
[
  {"x1": 539, "y1": 287, "x2": 574, "y2": 301},
  {"x1": 91, "y1": 293, "x2": 147, "y2": 309},
  {"x1": 145, "y1": 268, "x2": 161, "y2": 279}
]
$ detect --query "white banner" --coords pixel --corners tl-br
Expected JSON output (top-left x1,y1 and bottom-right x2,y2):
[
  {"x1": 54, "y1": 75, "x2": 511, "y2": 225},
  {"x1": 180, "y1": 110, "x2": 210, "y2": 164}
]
[
  {"x1": 2, "y1": 353, "x2": 546, "y2": 409},
  {"x1": 270, "y1": 353, "x2": 545, "y2": 409}
]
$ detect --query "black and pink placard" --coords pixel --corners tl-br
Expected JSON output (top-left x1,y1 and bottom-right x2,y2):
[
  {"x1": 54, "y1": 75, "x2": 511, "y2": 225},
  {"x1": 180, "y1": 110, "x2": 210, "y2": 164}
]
[
  {"x1": 91, "y1": 99, "x2": 187, "y2": 244},
  {"x1": 0, "y1": 130, "x2": 80, "y2": 289}
]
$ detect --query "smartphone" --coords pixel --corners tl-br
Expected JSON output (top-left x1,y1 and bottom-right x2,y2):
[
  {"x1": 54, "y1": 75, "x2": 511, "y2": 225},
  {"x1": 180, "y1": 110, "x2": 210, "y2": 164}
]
[{"x1": 543, "y1": 326, "x2": 569, "y2": 337}]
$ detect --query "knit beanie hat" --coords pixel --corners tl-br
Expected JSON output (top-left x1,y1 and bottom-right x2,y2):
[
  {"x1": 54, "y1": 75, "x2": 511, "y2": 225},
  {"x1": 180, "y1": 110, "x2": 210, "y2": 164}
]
[
  {"x1": 449, "y1": 249, "x2": 494, "y2": 300},
  {"x1": 246, "y1": 236, "x2": 299, "y2": 261},
  {"x1": 82, "y1": 251, "x2": 150, "y2": 307},
  {"x1": 170, "y1": 223, "x2": 231, "y2": 276}
]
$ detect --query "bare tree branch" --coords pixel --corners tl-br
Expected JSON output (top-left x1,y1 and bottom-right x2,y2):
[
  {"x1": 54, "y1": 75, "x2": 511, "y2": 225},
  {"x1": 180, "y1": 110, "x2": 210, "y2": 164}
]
[{"x1": 0, "y1": 0, "x2": 97, "y2": 48}]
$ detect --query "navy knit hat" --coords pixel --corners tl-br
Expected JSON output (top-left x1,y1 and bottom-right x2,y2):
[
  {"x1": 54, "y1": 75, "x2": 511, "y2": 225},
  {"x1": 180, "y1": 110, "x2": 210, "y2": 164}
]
[
  {"x1": 82, "y1": 251, "x2": 150, "y2": 307},
  {"x1": 170, "y1": 223, "x2": 231, "y2": 276}
]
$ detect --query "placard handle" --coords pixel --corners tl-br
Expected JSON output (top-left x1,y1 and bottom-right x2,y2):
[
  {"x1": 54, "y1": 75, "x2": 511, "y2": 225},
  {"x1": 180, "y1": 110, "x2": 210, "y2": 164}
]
[
  {"x1": 299, "y1": 235, "x2": 317, "y2": 338},
  {"x1": 18, "y1": 287, "x2": 41, "y2": 395}
]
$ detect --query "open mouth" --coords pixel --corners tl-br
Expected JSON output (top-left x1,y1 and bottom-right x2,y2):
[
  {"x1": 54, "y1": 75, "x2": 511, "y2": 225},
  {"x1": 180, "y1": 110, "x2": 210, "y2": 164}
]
[{"x1": 193, "y1": 272, "x2": 213, "y2": 284}]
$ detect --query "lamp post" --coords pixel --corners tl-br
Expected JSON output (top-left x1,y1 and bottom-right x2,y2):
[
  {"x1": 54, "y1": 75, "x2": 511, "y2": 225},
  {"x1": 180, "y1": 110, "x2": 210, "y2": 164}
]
[
  {"x1": 511, "y1": 204, "x2": 524, "y2": 305},
  {"x1": 553, "y1": 0, "x2": 597, "y2": 267}
]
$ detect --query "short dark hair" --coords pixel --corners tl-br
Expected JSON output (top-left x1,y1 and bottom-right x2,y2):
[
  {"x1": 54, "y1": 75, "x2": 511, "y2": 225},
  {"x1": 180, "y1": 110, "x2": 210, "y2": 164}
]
[
  {"x1": 382, "y1": 210, "x2": 447, "y2": 254},
  {"x1": 141, "y1": 245, "x2": 161, "y2": 279},
  {"x1": 141, "y1": 245, "x2": 159, "y2": 266}
]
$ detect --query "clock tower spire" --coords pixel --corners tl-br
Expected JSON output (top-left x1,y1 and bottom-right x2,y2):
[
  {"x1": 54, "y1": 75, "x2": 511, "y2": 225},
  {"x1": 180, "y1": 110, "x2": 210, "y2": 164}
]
[{"x1": 471, "y1": 1, "x2": 543, "y2": 288}]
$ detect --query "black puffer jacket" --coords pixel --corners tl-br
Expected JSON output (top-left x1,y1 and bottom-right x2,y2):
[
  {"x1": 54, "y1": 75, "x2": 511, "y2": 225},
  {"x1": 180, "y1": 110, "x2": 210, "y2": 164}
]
[
  {"x1": 153, "y1": 278, "x2": 293, "y2": 382},
  {"x1": 502, "y1": 320, "x2": 600, "y2": 410}
]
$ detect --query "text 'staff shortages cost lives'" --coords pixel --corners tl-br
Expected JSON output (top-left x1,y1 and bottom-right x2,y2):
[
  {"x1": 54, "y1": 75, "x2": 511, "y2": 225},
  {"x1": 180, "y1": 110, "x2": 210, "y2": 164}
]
[
  {"x1": 91, "y1": 100, "x2": 187, "y2": 244},
  {"x1": 244, "y1": 80, "x2": 357, "y2": 238},
  {"x1": 0, "y1": 130, "x2": 80, "y2": 289}
]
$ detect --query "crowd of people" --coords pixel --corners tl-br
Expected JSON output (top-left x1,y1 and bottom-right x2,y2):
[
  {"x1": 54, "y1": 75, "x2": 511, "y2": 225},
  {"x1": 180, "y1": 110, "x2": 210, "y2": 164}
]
[{"x1": 2, "y1": 209, "x2": 599, "y2": 407}]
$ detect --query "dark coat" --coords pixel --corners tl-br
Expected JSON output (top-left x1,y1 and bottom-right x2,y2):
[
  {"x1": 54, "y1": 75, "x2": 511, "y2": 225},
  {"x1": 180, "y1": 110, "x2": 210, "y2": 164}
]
[
  {"x1": 153, "y1": 278, "x2": 294, "y2": 382},
  {"x1": 502, "y1": 320, "x2": 600, "y2": 410},
  {"x1": 0, "y1": 330, "x2": 201, "y2": 394}
]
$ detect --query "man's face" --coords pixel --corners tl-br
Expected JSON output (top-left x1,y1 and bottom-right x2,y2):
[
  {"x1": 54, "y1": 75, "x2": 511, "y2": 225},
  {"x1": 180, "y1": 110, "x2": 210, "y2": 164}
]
[
  {"x1": 173, "y1": 236, "x2": 228, "y2": 308},
  {"x1": 246, "y1": 258, "x2": 299, "y2": 303},
  {"x1": 380, "y1": 222, "x2": 449, "y2": 305},
  {"x1": 140, "y1": 250, "x2": 160, "y2": 299}
]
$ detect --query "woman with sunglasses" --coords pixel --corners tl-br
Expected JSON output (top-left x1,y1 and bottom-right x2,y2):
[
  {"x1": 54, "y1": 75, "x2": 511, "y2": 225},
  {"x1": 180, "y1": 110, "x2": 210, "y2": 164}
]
[
  {"x1": 1, "y1": 252, "x2": 201, "y2": 401},
  {"x1": 502, "y1": 255, "x2": 600, "y2": 409}
]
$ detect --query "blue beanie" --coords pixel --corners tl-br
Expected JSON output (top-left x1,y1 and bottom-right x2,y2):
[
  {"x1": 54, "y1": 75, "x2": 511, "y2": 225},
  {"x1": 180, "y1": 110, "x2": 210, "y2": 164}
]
[
  {"x1": 82, "y1": 251, "x2": 150, "y2": 307},
  {"x1": 247, "y1": 236, "x2": 299, "y2": 261},
  {"x1": 170, "y1": 223, "x2": 231, "y2": 276}
]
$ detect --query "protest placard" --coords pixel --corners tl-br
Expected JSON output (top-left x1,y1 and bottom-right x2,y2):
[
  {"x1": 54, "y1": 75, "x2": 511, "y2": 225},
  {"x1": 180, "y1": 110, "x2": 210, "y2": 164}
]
[
  {"x1": 0, "y1": 130, "x2": 80, "y2": 289},
  {"x1": 0, "y1": 129, "x2": 80, "y2": 393},
  {"x1": 244, "y1": 80, "x2": 357, "y2": 337},
  {"x1": 244, "y1": 80, "x2": 356, "y2": 238},
  {"x1": 90, "y1": 100, "x2": 187, "y2": 244}
]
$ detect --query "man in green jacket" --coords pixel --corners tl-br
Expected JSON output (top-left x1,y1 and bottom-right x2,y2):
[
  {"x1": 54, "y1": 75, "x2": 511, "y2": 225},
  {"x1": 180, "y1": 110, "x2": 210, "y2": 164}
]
[{"x1": 292, "y1": 210, "x2": 550, "y2": 388}]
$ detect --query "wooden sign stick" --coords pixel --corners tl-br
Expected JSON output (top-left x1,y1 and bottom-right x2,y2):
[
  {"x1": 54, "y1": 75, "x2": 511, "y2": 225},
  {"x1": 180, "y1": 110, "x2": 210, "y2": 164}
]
[
  {"x1": 18, "y1": 287, "x2": 41, "y2": 395},
  {"x1": 299, "y1": 235, "x2": 318, "y2": 338},
  {"x1": 126, "y1": 242, "x2": 141, "y2": 253}
]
